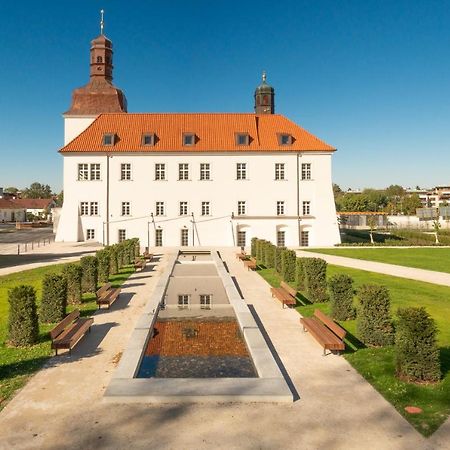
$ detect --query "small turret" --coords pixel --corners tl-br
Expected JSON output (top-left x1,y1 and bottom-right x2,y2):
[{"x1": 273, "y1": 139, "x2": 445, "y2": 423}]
[{"x1": 254, "y1": 71, "x2": 275, "y2": 114}]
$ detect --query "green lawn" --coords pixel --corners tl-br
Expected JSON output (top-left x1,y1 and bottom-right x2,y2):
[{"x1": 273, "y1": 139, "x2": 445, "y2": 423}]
[
  {"x1": 304, "y1": 247, "x2": 450, "y2": 274},
  {"x1": 257, "y1": 264, "x2": 450, "y2": 436},
  {"x1": 0, "y1": 264, "x2": 134, "y2": 410}
]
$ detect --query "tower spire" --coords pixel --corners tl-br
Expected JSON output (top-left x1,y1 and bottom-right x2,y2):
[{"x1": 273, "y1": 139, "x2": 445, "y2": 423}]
[
  {"x1": 254, "y1": 72, "x2": 275, "y2": 114},
  {"x1": 100, "y1": 9, "x2": 105, "y2": 35}
]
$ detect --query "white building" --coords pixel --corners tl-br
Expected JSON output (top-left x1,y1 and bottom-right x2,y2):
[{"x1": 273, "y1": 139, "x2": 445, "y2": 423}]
[{"x1": 56, "y1": 28, "x2": 340, "y2": 249}]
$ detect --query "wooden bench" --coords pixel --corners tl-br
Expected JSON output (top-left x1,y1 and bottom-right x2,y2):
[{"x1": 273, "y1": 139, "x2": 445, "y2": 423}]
[
  {"x1": 270, "y1": 281, "x2": 297, "y2": 308},
  {"x1": 300, "y1": 309, "x2": 346, "y2": 355},
  {"x1": 50, "y1": 310, "x2": 93, "y2": 355},
  {"x1": 236, "y1": 252, "x2": 247, "y2": 261},
  {"x1": 96, "y1": 282, "x2": 121, "y2": 309},
  {"x1": 143, "y1": 251, "x2": 153, "y2": 261},
  {"x1": 244, "y1": 257, "x2": 257, "y2": 271},
  {"x1": 134, "y1": 258, "x2": 146, "y2": 272}
]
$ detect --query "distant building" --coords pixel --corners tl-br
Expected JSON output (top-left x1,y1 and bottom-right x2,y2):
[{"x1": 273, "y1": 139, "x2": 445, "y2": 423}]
[
  {"x1": 11, "y1": 198, "x2": 56, "y2": 220},
  {"x1": 338, "y1": 212, "x2": 387, "y2": 229},
  {"x1": 0, "y1": 199, "x2": 26, "y2": 222}
]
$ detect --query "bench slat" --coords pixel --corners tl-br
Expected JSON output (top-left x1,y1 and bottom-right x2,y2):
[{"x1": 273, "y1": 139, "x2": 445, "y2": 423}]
[
  {"x1": 52, "y1": 318, "x2": 93, "y2": 349},
  {"x1": 314, "y1": 309, "x2": 347, "y2": 340},
  {"x1": 49, "y1": 310, "x2": 80, "y2": 340},
  {"x1": 280, "y1": 281, "x2": 297, "y2": 299}
]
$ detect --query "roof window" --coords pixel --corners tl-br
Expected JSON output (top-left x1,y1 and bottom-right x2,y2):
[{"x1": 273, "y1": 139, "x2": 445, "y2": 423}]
[
  {"x1": 103, "y1": 133, "x2": 115, "y2": 146},
  {"x1": 235, "y1": 133, "x2": 250, "y2": 146},
  {"x1": 142, "y1": 133, "x2": 156, "y2": 146},
  {"x1": 183, "y1": 133, "x2": 196, "y2": 146},
  {"x1": 278, "y1": 133, "x2": 293, "y2": 146}
]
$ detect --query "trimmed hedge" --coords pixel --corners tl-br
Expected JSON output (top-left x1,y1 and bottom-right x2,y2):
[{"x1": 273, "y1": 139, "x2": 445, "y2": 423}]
[
  {"x1": 295, "y1": 258, "x2": 305, "y2": 291},
  {"x1": 274, "y1": 246, "x2": 286, "y2": 273},
  {"x1": 281, "y1": 249, "x2": 296, "y2": 282},
  {"x1": 251, "y1": 237, "x2": 257, "y2": 257},
  {"x1": 62, "y1": 264, "x2": 82, "y2": 305},
  {"x1": 303, "y1": 257, "x2": 329, "y2": 303},
  {"x1": 263, "y1": 242, "x2": 276, "y2": 269},
  {"x1": 40, "y1": 274, "x2": 67, "y2": 323},
  {"x1": 357, "y1": 284, "x2": 394, "y2": 347},
  {"x1": 96, "y1": 248, "x2": 111, "y2": 284},
  {"x1": 80, "y1": 255, "x2": 98, "y2": 293},
  {"x1": 329, "y1": 274, "x2": 355, "y2": 320},
  {"x1": 8, "y1": 285, "x2": 39, "y2": 346},
  {"x1": 395, "y1": 307, "x2": 441, "y2": 383},
  {"x1": 109, "y1": 245, "x2": 119, "y2": 275}
]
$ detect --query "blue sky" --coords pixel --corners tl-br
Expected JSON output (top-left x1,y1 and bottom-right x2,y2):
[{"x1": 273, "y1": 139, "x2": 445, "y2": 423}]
[{"x1": 0, "y1": 0, "x2": 449, "y2": 192}]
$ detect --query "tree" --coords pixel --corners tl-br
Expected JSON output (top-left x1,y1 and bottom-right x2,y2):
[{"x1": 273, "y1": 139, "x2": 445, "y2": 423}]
[
  {"x1": 367, "y1": 216, "x2": 377, "y2": 244},
  {"x1": 22, "y1": 182, "x2": 52, "y2": 199},
  {"x1": 4, "y1": 186, "x2": 18, "y2": 194},
  {"x1": 402, "y1": 194, "x2": 422, "y2": 215},
  {"x1": 55, "y1": 191, "x2": 64, "y2": 207},
  {"x1": 333, "y1": 183, "x2": 343, "y2": 197},
  {"x1": 385, "y1": 185, "x2": 405, "y2": 198}
]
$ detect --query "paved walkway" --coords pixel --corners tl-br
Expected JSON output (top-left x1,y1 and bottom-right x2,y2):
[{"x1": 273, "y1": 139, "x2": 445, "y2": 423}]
[
  {"x1": 297, "y1": 250, "x2": 450, "y2": 287},
  {"x1": 0, "y1": 249, "x2": 448, "y2": 449}
]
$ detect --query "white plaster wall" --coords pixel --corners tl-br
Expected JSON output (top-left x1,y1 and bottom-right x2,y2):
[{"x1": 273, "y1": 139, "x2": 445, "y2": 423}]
[
  {"x1": 56, "y1": 152, "x2": 340, "y2": 247},
  {"x1": 63, "y1": 116, "x2": 97, "y2": 145},
  {"x1": 388, "y1": 215, "x2": 450, "y2": 230}
]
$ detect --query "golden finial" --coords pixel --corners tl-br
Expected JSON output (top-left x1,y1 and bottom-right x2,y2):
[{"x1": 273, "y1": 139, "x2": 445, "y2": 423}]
[{"x1": 262, "y1": 71, "x2": 267, "y2": 83}]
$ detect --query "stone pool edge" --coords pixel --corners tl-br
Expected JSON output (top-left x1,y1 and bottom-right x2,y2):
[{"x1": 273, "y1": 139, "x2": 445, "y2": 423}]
[{"x1": 104, "y1": 250, "x2": 293, "y2": 403}]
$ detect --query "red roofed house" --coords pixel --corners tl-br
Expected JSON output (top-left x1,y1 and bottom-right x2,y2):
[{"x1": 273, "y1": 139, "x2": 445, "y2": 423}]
[
  {"x1": 0, "y1": 199, "x2": 26, "y2": 223},
  {"x1": 11, "y1": 198, "x2": 56, "y2": 221},
  {"x1": 55, "y1": 26, "x2": 340, "y2": 248}
]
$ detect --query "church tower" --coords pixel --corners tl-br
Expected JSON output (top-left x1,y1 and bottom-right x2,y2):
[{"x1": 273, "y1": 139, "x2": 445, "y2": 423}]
[
  {"x1": 63, "y1": 11, "x2": 127, "y2": 144},
  {"x1": 254, "y1": 71, "x2": 275, "y2": 114}
]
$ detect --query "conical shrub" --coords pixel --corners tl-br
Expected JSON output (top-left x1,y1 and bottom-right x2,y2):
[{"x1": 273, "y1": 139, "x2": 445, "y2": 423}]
[
  {"x1": 40, "y1": 274, "x2": 67, "y2": 323},
  {"x1": 62, "y1": 263, "x2": 82, "y2": 304},
  {"x1": 80, "y1": 256, "x2": 98, "y2": 293}
]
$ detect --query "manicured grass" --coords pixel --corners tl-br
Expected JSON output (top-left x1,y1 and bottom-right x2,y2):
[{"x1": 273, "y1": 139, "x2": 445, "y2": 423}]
[
  {"x1": 0, "y1": 264, "x2": 134, "y2": 410},
  {"x1": 303, "y1": 247, "x2": 450, "y2": 274},
  {"x1": 257, "y1": 264, "x2": 450, "y2": 436}
]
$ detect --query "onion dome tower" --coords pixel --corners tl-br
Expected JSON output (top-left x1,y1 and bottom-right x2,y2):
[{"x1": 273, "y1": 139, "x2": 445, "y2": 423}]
[
  {"x1": 254, "y1": 71, "x2": 275, "y2": 114},
  {"x1": 65, "y1": 10, "x2": 127, "y2": 116}
]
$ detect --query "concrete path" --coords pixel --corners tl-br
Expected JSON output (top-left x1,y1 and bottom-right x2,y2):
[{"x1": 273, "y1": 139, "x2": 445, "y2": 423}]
[
  {"x1": 297, "y1": 250, "x2": 450, "y2": 287},
  {"x1": 0, "y1": 249, "x2": 447, "y2": 449}
]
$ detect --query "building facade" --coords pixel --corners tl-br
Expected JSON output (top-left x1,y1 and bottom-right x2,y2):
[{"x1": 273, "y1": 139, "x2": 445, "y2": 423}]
[{"x1": 56, "y1": 28, "x2": 340, "y2": 248}]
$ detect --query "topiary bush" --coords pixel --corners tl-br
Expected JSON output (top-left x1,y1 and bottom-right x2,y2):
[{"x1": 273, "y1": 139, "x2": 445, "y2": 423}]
[
  {"x1": 329, "y1": 274, "x2": 355, "y2": 320},
  {"x1": 264, "y1": 242, "x2": 275, "y2": 269},
  {"x1": 109, "y1": 244, "x2": 119, "y2": 275},
  {"x1": 303, "y1": 257, "x2": 329, "y2": 303},
  {"x1": 251, "y1": 237, "x2": 258, "y2": 257},
  {"x1": 8, "y1": 285, "x2": 39, "y2": 346},
  {"x1": 357, "y1": 284, "x2": 394, "y2": 346},
  {"x1": 96, "y1": 248, "x2": 111, "y2": 284},
  {"x1": 40, "y1": 274, "x2": 67, "y2": 323},
  {"x1": 281, "y1": 249, "x2": 296, "y2": 282},
  {"x1": 133, "y1": 238, "x2": 141, "y2": 257},
  {"x1": 395, "y1": 307, "x2": 441, "y2": 383},
  {"x1": 274, "y1": 246, "x2": 286, "y2": 273},
  {"x1": 295, "y1": 258, "x2": 305, "y2": 291},
  {"x1": 256, "y1": 239, "x2": 264, "y2": 262},
  {"x1": 62, "y1": 263, "x2": 82, "y2": 305},
  {"x1": 80, "y1": 255, "x2": 98, "y2": 293}
]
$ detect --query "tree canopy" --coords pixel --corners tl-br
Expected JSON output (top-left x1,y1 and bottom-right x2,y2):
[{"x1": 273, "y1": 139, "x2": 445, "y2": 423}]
[{"x1": 22, "y1": 182, "x2": 53, "y2": 199}]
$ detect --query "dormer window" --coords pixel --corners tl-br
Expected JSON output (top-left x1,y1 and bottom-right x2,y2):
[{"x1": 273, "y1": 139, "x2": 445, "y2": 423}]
[
  {"x1": 278, "y1": 133, "x2": 293, "y2": 146},
  {"x1": 236, "y1": 133, "x2": 250, "y2": 146},
  {"x1": 103, "y1": 133, "x2": 115, "y2": 146},
  {"x1": 183, "y1": 133, "x2": 196, "y2": 146},
  {"x1": 142, "y1": 133, "x2": 155, "y2": 146}
]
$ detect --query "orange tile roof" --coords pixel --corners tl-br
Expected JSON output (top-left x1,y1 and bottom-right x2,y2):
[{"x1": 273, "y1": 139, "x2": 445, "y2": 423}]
[
  {"x1": 60, "y1": 113, "x2": 335, "y2": 153},
  {"x1": 12, "y1": 198, "x2": 54, "y2": 209}
]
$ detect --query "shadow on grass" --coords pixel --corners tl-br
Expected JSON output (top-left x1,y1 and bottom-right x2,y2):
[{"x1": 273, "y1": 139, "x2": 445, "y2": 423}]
[
  {"x1": 295, "y1": 292, "x2": 312, "y2": 307},
  {"x1": 440, "y1": 346, "x2": 450, "y2": 378},
  {"x1": 0, "y1": 355, "x2": 50, "y2": 382},
  {"x1": 343, "y1": 330, "x2": 366, "y2": 354}
]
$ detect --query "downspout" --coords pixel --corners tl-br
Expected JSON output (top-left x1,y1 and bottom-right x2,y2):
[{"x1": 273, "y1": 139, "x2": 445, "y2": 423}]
[
  {"x1": 297, "y1": 153, "x2": 301, "y2": 247},
  {"x1": 106, "y1": 154, "x2": 110, "y2": 246}
]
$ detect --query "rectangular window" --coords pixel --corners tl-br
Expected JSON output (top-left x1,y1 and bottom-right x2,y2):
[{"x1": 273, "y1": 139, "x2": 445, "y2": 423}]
[
  {"x1": 80, "y1": 201, "x2": 89, "y2": 216},
  {"x1": 179, "y1": 201, "x2": 188, "y2": 216},
  {"x1": 237, "y1": 231, "x2": 246, "y2": 248},
  {"x1": 178, "y1": 163, "x2": 189, "y2": 180},
  {"x1": 90, "y1": 163, "x2": 101, "y2": 181},
  {"x1": 237, "y1": 201, "x2": 246, "y2": 215},
  {"x1": 86, "y1": 229, "x2": 95, "y2": 240},
  {"x1": 142, "y1": 133, "x2": 155, "y2": 146},
  {"x1": 278, "y1": 134, "x2": 292, "y2": 146},
  {"x1": 183, "y1": 133, "x2": 195, "y2": 146},
  {"x1": 90, "y1": 202, "x2": 99, "y2": 216},
  {"x1": 275, "y1": 163, "x2": 285, "y2": 180},
  {"x1": 301, "y1": 230, "x2": 309, "y2": 247},
  {"x1": 121, "y1": 201, "x2": 131, "y2": 216},
  {"x1": 155, "y1": 201, "x2": 165, "y2": 216},
  {"x1": 200, "y1": 163, "x2": 210, "y2": 180},
  {"x1": 201, "y1": 201, "x2": 210, "y2": 216},
  {"x1": 301, "y1": 163, "x2": 311, "y2": 180},
  {"x1": 181, "y1": 228, "x2": 189, "y2": 246},
  {"x1": 277, "y1": 201, "x2": 285, "y2": 216},
  {"x1": 78, "y1": 164, "x2": 89, "y2": 181},
  {"x1": 103, "y1": 133, "x2": 114, "y2": 146},
  {"x1": 178, "y1": 294, "x2": 190, "y2": 309},
  {"x1": 277, "y1": 230, "x2": 285, "y2": 247},
  {"x1": 155, "y1": 163, "x2": 166, "y2": 181},
  {"x1": 200, "y1": 294, "x2": 212, "y2": 310},
  {"x1": 302, "y1": 201, "x2": 311, "y2": 215},
  {"x1": 118, "y1": 229, "x2": 126, "y2": 243},
  {"x1": 236, "y1": 163, "x2": 247, "y2": 180},
  {"x1": 155, "y1": 229, "x2": 163, "y2": 247},
  {"x1": 121, "y1": 163, "x2": 131, "y2": 180},
  {"x1": 236, "y1": 133, "x2": 250, "y2": 146}
]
